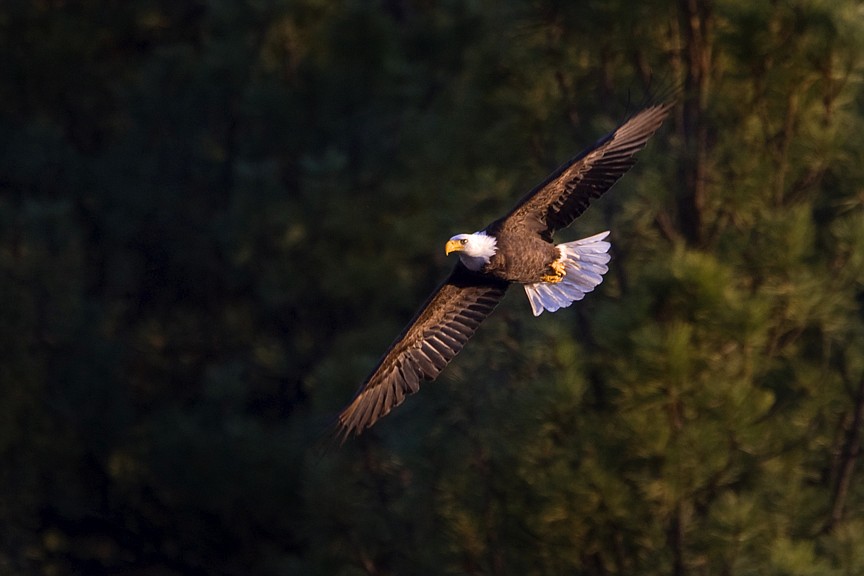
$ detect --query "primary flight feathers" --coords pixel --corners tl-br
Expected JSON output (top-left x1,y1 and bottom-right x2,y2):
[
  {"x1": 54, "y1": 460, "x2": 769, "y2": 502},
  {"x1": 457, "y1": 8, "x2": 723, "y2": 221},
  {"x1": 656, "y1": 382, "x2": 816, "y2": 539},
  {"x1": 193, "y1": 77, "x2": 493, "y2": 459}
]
[{"x1": 337, "y1": 102, "x2": 672, "y2": 441}]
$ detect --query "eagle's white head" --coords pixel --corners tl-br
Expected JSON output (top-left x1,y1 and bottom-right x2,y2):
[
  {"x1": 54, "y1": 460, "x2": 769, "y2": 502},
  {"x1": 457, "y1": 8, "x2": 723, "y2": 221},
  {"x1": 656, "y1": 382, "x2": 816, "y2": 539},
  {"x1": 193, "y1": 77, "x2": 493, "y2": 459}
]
[{"x1": 444, "y1": 231, "x2": 497, "y2": 271}]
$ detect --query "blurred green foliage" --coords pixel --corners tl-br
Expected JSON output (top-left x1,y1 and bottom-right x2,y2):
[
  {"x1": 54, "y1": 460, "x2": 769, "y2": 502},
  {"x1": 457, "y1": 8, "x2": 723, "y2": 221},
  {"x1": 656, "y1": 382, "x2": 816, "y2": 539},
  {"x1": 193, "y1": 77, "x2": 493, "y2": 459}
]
[{"x1": 1, "y1": 0, "x2": 863, "y2": 574}]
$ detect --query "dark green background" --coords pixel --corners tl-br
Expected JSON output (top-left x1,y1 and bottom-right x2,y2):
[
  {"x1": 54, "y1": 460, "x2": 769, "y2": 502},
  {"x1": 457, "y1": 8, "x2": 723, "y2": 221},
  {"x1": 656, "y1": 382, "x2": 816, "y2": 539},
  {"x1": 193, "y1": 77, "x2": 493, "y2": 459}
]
[{"x1": 2, "y1": 1, "x2": 863, "y2": 574}]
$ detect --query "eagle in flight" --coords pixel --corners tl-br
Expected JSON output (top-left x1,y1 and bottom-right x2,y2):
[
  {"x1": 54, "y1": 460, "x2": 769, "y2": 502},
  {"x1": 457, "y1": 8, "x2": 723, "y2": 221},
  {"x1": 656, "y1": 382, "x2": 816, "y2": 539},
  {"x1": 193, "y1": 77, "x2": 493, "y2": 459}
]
[{"x1": 338, "y1": 103, "x2": 672, "y2": 441}]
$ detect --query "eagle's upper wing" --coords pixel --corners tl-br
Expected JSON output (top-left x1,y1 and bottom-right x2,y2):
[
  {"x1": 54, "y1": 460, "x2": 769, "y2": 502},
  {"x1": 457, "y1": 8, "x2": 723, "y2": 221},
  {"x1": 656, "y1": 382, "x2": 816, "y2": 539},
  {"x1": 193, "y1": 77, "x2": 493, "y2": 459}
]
[
  {"x1": 337, "y1": 264, "x2": 509, "y2": 440},
  {"x1": 500, "y1": 103, "x2": 672, "y2": 239}
]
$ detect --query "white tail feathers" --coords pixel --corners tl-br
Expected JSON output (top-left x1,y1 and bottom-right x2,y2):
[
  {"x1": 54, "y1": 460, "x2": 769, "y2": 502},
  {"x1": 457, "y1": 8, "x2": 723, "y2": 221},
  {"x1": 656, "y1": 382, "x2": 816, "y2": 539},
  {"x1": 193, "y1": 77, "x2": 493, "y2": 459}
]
[{"x1": 523, "y1": 231, "x2": 611, "y2": 316}]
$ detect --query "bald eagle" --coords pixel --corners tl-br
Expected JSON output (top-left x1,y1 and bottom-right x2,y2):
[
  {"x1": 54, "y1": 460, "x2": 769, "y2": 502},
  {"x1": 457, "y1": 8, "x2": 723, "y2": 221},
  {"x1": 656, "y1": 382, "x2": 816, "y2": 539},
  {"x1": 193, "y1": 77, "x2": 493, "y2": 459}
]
[{"x1": 338, "y1": 103, "x2": 672, "y2": 440}]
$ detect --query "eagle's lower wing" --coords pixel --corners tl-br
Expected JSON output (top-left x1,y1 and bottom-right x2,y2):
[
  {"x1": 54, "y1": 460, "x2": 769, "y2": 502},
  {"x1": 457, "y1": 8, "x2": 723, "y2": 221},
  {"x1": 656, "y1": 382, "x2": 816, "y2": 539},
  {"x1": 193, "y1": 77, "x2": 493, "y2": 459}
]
[
  {"x1": 502, "y1": 103, "x2": 672, "y2": 239},
  {"x1": 337, "y1": 264, "x2": 509, "y2": 441}
]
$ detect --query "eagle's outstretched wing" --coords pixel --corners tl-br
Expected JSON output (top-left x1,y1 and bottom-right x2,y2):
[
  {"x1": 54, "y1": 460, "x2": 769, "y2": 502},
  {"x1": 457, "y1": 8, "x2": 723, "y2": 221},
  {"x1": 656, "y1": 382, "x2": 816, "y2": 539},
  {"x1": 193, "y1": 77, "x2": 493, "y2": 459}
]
[
  {"x1": 337, "y1": 264, "x2": 508, "y2": 441},
  {"x1": 500, "y1": 103, "x2": 672, "y2": 239}
]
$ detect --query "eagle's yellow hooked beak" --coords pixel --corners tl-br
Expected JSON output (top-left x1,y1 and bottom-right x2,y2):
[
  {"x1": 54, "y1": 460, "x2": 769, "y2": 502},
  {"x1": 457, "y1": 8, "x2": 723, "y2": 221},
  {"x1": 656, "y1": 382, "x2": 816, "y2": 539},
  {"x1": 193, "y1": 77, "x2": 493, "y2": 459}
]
[{"x1": 445, "y1": 239, "x2": 464, "y2": 255}]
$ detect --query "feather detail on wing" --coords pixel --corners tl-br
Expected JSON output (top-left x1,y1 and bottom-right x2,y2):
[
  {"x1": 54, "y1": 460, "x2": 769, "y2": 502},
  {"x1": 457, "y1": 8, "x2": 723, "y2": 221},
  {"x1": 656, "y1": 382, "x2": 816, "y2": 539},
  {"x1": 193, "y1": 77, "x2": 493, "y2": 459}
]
[
  {"x1": 337, "y1": 264, "x2": 508, "y2": 441},
  {"x1": 504, "y1": 102, "x2": 672, "y2": 239}
]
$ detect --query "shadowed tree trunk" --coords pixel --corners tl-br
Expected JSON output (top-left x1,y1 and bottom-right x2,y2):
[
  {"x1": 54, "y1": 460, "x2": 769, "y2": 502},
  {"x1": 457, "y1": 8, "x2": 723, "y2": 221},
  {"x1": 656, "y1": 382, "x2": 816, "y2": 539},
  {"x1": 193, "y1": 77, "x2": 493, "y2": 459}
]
[{"x1": 676, "y1": 0, "x2": 712, "y2": 247}]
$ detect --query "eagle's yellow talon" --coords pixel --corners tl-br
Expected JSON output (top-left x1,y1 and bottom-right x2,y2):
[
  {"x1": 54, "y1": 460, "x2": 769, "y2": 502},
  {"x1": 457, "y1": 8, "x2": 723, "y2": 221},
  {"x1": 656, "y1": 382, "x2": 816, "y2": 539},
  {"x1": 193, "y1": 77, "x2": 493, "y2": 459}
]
[
  {"x1": 541, "y1": 259, "x2": 566, "y2": 283},
  {"x1": 551, "y1": 260, "x2": 566, "y2": 276}
]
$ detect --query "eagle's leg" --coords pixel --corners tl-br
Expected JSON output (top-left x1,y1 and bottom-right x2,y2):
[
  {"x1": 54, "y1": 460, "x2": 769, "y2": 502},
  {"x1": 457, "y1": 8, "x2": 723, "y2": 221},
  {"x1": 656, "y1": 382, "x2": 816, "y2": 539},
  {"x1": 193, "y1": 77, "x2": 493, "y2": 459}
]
[{"x1": 540, "y1": 259, "x2": 566, "y2": 283}]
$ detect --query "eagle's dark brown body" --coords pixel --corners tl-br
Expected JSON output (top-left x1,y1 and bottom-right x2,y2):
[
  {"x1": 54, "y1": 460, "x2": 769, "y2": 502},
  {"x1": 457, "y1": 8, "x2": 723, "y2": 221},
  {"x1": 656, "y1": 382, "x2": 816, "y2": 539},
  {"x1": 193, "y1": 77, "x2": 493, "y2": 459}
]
[
  {"x1": 336, "y1": 102, "x2": 673, "y2": 441},
  {"x1": 481, "y1": 219, "x2": 560, "y2": 283}
]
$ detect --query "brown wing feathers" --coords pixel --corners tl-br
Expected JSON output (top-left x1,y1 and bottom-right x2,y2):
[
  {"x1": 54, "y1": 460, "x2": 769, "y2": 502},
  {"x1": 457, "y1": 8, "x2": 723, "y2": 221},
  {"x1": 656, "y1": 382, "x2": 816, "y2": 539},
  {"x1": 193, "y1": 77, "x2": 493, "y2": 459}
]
[
  {"x1": 337, "y1": 265, "x2": 508, "y2": 440},
  {"x1": 507, "y1": 103, "x2": 672, "y2": 237}
]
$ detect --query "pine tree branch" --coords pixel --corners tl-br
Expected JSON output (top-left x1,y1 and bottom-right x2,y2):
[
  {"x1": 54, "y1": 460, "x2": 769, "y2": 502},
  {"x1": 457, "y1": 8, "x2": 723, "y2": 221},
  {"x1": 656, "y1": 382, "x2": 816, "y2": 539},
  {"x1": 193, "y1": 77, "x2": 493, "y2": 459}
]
[{"x1": 825, "y1": 373, "x2": 864, "y2": 532}]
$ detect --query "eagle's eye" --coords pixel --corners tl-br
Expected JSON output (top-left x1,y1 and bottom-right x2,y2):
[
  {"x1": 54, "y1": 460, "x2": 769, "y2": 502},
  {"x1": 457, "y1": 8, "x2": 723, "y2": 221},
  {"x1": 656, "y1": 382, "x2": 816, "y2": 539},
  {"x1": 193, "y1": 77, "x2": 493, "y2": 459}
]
[{"x1": 460, "y1": 238, "x2": 468, "y2": 245}]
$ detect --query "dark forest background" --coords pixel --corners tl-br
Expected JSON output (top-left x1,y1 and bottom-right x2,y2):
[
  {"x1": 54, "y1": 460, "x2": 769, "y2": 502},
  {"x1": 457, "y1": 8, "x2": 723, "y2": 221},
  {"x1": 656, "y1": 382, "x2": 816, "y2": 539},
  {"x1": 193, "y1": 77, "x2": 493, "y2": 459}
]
[{"x1": 2, "y1": 1, "x2": 864, "y2": 575}]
